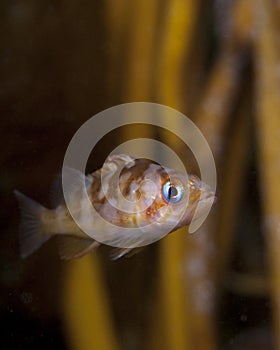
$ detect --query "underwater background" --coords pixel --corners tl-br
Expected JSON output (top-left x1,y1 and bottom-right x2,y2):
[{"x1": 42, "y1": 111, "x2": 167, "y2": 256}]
[{"x1": 1, "y1": 0, "x2": 279, "y2": 349}]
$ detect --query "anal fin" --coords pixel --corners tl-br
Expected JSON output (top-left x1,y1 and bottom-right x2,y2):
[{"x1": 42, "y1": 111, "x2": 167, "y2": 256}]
[
  {"x1": 110, "y1": 247, "x2": 144, "y2": 260},
  {"x1": 56, "y1": 236, "x2": 100, "y2": 260}
]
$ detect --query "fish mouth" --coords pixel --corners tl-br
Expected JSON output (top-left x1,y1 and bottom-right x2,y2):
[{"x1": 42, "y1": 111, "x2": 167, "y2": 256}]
[
  {"x1": 187, "y1": 176, "x2": 215, "y2": 198},
  {"x1": 195, "y1": 183, "x2": 217, "y2": 213},
  {"x1": 187, "y1": 186, "x2": 216, "y2": 226},
  {"x1": 198, "y1": 189, "x2": 217, "y2": 203},
  {"x1": 176, "y1": 183, "x2": 216, "y2": 229}
]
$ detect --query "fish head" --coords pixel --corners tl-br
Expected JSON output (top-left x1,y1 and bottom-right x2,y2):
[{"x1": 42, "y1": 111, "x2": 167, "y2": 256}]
[
  {"x1": 90, "y1": 155, "x2": 215, "y2": 247},
  {"x1": 170, "y1": 173, "x2": 216, "y2": 230},
  {"x1": 115, "y1": 158, "x2": 215, "y2": 233}
]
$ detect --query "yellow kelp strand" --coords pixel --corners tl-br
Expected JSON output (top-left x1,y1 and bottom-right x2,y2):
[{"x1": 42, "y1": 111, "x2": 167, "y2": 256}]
[
  {"x1": 255, "y1": 0, "x2": 280, "y2": 348},
  {"x1": 62, "y1": 255, "x2": 120, "y2": 350}
]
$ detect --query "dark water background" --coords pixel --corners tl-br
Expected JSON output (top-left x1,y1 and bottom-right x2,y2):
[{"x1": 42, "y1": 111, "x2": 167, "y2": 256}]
[{"x1": 0, "y1": 1, "x2": 276, "y2": 349}]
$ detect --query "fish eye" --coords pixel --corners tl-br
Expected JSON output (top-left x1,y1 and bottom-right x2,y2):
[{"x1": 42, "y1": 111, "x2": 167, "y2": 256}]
[{"x1": 162, "y1": 181, "x2": 183, "y2": 203}]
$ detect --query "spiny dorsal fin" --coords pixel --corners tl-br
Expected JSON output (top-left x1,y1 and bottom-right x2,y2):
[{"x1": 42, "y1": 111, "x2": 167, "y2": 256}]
[
  {"x1": 56, "y1": 236, "x2": 100, "y2": 260},
  {"x1": 102, "y1": 154, "x2": 135, "y2": 174},
  {"x1": 49, "y1": 173, "x2": 64, "y2": 208},
  {"x1": 51, "y1": 167, "x2": 93, "y2": 207}
]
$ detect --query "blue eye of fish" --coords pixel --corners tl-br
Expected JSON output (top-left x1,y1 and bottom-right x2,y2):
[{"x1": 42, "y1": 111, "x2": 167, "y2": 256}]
[{"x1": 162, "y1": 181, "x2": 183, "y2": 203}]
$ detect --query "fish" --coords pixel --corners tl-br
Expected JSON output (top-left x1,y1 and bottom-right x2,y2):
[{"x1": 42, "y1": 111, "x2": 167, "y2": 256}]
[{"x1": 14, "y1": 154, "x2": 215, "y2": 260}]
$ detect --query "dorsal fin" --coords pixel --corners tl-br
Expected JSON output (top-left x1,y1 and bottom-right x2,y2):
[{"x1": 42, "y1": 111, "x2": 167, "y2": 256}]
[
  {"x1": 49, "y1": 173, "x2": 64, "y2": 207},
  {"x1": 101, "y1": 154, "x2": 135, "y2": 174},
  {"x1": 56, "y1": 236, "x2": 100, "y2": 260},
  {"x1": 50, "y1": 167, "x2": 93, "y2": 208}
]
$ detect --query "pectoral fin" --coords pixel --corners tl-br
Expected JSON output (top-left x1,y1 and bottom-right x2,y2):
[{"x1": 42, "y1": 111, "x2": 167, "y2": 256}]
[{"x1": 56, "y1": 236, "x2": 100, "y2": 260}]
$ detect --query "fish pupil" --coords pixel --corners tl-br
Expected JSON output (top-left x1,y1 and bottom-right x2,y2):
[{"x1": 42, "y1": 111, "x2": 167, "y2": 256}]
[{"x1": 168, "y1": 186, "x2": 178, "y2": 199}]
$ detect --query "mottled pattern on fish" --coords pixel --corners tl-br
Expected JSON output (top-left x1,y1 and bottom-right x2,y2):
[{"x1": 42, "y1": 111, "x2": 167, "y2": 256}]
[
  {"x1": 14, "y1": 154, "x2": 215, "y2": 260},
  {"x1": 89, "y1": 158, "x2": 168, "y2": 227}
]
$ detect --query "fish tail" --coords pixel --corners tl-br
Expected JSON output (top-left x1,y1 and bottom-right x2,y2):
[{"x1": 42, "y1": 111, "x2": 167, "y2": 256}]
[{"x1": 14, "y1": 190, "x2": 51, "y2": 258}]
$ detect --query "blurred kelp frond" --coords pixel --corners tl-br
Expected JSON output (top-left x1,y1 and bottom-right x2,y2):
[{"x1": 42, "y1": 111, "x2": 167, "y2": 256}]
[{"x1": 2, "y1": 0, "x2": 280, "y2": 350}]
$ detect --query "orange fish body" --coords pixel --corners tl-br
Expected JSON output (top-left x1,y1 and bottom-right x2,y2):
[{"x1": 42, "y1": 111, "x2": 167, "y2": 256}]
[{"x1": 15, "y1": 154, "x2": 215, "y2": 260}]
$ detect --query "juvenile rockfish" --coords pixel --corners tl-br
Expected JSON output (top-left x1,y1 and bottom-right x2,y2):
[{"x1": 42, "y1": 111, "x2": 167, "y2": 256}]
[{"x1": 14, "y1": 154, "x2": 215, "y2": 260}]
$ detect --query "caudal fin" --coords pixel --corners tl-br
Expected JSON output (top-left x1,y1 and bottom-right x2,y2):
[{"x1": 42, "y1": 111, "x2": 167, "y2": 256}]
[{"x1": 14, "y1": 190, "x2": 51, "y2": 258}]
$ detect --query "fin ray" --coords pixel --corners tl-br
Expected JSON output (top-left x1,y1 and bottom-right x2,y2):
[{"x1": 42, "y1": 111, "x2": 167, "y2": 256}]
[
  {"x1": 56, "y1": 236, "x2": 100, "y2": 260},
  {"x1": 14, "y1": 190, "x2": 51, "y2": 258},
  {"x1": 49, "y1": 173, "x2": 65, "y2": 207},
  {"x1": 109, "y1": 246, "x2": 143, "y2": 260}
]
